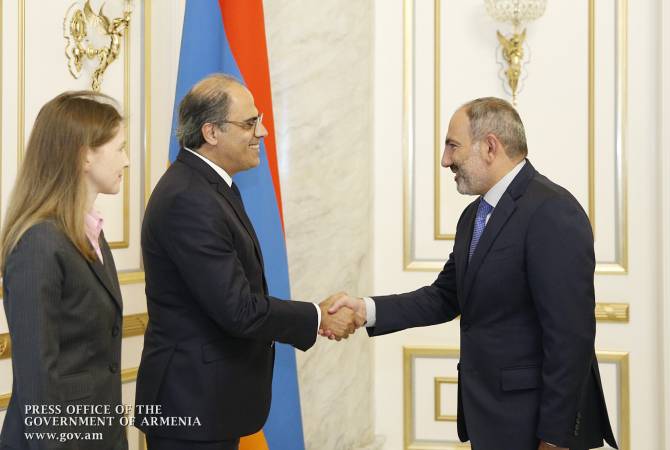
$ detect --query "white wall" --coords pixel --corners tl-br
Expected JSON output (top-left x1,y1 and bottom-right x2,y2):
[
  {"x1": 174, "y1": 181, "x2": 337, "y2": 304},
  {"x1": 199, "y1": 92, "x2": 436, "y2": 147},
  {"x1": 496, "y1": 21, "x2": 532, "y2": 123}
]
[
  {"x1": 659, "y1": 0, "x2": 670, "y2": 447},
  {"x1": 1, "y1": 1, "x2": 378, "y2": 450},
  {"x1": 372, "y1": 0, "x2": 663, "y2": 449}
]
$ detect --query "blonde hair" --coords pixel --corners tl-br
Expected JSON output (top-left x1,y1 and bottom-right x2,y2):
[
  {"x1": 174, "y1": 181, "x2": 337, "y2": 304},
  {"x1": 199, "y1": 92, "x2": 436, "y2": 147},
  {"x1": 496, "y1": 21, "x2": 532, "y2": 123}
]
[{"x1": 1, "y1": 91, "x2": 123, "y2": 271}]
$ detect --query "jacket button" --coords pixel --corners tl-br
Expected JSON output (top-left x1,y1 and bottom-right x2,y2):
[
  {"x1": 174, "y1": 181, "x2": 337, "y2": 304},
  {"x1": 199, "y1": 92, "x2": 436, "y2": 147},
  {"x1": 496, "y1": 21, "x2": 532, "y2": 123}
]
[
  {"x1": 109, "y1": 363, "x2": 118, "y2": 373},
  {"x1": 112, "y1": 325, "x2": 120, "y2": 337},
  {"x1": 461, "y1": 324, "x2": 471, "y2": 331}
]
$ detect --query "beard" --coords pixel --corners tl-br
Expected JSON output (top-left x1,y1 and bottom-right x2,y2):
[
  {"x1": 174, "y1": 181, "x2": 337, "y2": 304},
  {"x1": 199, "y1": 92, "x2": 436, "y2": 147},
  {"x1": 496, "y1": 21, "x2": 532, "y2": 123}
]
[{"x1": 452, "y1": 151, "x2": 488, "y2": 195}]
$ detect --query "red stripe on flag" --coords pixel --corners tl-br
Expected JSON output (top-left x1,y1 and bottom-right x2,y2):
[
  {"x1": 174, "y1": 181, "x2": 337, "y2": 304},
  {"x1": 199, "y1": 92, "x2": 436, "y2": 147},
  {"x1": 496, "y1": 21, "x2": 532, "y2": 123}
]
[{"x1": 219, "y1": 0, "x2": 285, "y2": 227}]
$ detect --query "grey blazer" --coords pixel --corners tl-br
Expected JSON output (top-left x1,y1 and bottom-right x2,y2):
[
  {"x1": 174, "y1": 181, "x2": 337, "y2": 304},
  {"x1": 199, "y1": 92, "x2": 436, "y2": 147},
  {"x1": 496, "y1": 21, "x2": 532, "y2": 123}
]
[{"x1": 0, "y1": 221, "x2": 127, "y2": 450}]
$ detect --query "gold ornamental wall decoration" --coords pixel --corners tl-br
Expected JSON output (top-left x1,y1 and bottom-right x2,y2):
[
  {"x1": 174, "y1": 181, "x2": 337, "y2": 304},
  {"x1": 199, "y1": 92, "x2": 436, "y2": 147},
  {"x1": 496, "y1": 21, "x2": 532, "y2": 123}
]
[
  {"x1": 485, "y1": 0, "x2": 547, "y2": 105},
  {"x1": 64, "y1": 0, "x2": 132, "y2": 91}
]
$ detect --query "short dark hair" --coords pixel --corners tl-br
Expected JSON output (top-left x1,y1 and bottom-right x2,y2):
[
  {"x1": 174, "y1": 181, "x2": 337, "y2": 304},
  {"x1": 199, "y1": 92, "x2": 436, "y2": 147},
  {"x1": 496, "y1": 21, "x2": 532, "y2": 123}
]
[
  {"x1": 461, "y1": 97, "x2": 528, "y2": 158},
  {"x1": 176, "y1": 73, "x2": 240, "y2": 149}
]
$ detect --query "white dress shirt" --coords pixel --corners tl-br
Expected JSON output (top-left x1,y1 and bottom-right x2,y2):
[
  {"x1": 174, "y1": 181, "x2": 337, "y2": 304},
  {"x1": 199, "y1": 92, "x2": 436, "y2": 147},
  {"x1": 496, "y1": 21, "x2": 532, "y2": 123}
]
[
  {"x1": 183, "y1": 147, "x2": 322, "y2": 331},
  {"x1": 364, "y1": 160, "x2": 527, "y2": 327},
  {"x1": 184, "y1": 147, "x2": 233, "y2": 186}
]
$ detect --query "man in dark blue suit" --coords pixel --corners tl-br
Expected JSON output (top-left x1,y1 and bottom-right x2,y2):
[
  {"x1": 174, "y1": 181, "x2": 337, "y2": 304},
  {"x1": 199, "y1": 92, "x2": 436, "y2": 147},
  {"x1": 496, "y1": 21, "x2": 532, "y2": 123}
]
[
  {"x1": 136, "y1": 74, "x2": 356, "y2": 450},
  {"x1": 327, "y1": 98, "x2": 618, "y2": 450}
]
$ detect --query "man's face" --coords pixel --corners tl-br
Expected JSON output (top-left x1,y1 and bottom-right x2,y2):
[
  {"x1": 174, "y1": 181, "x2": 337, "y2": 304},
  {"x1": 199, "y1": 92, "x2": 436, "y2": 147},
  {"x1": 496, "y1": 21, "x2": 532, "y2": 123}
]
[
  {"x1": 441, "y1": 109, "x2": 489, "y2": 195},
  {"x1": 214, "y1": 83, "x2": 268, "y2": 175}
]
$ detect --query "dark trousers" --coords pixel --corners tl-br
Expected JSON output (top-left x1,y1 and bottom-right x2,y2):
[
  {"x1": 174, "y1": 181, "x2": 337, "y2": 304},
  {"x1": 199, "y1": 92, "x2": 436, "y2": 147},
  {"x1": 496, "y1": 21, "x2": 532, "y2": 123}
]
[{"x1": 146, "y1": 434, "x2": 240, "y2": 450}]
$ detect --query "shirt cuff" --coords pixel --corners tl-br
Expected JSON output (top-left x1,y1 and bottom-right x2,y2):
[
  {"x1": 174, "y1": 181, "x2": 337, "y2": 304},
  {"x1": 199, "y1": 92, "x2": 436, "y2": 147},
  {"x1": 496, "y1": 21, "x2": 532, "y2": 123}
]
[
  {"x1": 363, "y1": 297, "x2": 376, "y2": 327},
  {"x1": 314, "y1": 303, "x2": 321, "y2": 336}
]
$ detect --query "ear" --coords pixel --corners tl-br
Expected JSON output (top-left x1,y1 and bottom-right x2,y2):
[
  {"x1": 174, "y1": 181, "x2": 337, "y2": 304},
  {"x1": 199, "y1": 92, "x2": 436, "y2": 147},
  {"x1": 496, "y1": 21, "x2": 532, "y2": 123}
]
[
  {"x1": 82, "y1": 147, "x2": 93, "y2": 172},
  {"x1": 483, "y1": 133, "x2": 503, "y2": 163},
  {"x1": 201, "y1": 123, "x2": 218, "y2": 146}
]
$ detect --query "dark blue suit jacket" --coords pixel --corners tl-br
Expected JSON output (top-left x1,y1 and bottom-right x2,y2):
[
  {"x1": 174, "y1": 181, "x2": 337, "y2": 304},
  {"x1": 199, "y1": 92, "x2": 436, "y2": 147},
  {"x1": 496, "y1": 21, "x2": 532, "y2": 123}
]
[
  {"x1": 135, "y1": 150, "x2": 317, "y2": 441},
  {"x1": 370, "y1": 161, "x2": 617, "y2": 450}
]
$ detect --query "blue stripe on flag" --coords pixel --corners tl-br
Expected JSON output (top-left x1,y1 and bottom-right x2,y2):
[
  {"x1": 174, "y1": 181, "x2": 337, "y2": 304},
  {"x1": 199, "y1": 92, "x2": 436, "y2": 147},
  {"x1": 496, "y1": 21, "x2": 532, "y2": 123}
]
[{"x1": 171, "y1": 2, "x2": 306, "y2": 448}]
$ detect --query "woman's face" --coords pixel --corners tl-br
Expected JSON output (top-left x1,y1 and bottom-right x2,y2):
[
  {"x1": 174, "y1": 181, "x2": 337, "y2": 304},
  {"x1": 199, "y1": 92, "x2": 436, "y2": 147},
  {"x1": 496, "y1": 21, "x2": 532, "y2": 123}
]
[{"x1": 84, "y1": 125, "x2": 129, "y2": 196}]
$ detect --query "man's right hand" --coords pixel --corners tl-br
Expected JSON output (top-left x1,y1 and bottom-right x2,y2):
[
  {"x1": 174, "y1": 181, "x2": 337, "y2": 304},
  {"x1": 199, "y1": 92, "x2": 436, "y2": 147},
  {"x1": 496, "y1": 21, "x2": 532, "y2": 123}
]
[
  {"x1": 318, "y1": 292, "x2": 357, "y2": 341},
  {"x1": 320, "y1": 294, "x2": 367, "y2": 340}
]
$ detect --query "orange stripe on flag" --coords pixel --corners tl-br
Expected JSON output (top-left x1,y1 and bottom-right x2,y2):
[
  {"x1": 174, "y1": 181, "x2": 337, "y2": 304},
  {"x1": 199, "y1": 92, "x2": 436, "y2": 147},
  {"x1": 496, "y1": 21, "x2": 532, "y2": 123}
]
[
  {"x1": 239, "y1": 430, "x2": 270, "y2": 450},
  {"x1": 218, "y1": 0, "x2": 285, "y2": 228}
]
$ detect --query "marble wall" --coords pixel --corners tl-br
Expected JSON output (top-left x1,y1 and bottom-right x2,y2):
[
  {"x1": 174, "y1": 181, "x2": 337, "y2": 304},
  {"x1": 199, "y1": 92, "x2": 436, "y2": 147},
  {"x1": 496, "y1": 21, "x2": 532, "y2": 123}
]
[{"x1": 263, "y1": 1, "x2": 381, "y2": 449}]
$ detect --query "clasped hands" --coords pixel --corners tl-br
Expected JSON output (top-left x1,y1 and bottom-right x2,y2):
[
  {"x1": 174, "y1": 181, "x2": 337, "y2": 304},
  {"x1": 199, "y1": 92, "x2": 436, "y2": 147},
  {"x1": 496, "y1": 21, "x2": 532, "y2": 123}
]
[{"x1": 317, "y1": 292, "x2": 366, "y2": 341}]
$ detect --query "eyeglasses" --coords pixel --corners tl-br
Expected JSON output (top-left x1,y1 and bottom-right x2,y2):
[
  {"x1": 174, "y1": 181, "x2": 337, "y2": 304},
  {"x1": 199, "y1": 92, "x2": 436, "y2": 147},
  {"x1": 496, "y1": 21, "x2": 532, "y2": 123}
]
[{"x1": 221, "y1": 113, "x2": 264, "y2": 135}]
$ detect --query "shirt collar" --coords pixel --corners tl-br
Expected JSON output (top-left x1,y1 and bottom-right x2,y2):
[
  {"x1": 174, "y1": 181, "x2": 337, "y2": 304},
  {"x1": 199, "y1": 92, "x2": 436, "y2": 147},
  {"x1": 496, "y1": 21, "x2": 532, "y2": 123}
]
[
  {"x1": 85, "y1": 209, "x2": 104, "y2": 242},
  {"x1": 184, "y1": 147, "x2": 233, "y2": 187},
  {"x1": 483, "y1": 159, "x2": 526, "y2": 208}
]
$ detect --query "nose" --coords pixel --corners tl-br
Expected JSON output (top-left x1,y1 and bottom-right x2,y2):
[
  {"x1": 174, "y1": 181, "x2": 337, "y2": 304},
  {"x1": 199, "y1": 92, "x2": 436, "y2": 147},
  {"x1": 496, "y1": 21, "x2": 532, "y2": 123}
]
[
  {"x1": 255, "y1": 121, "x2": 268, "y2": 138},
  {"x1": 441, "y1": 146, "x2": 453, "y2": 168},
  {"x1": 123, "y1": 149, "x2": 130, "y2": 168}
]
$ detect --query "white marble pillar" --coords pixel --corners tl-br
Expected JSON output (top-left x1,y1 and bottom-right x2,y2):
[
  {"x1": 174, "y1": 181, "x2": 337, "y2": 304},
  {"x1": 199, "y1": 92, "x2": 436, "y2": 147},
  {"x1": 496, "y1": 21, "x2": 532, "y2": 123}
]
[{"x1": 263, "y1": 1, "x2": 380, "y2": 449}]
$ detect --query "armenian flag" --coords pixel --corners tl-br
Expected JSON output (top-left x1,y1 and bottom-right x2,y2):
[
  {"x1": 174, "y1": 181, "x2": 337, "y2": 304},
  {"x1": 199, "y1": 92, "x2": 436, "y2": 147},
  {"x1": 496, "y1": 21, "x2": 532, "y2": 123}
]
[{"x1": 169, "y1": 2, "x2": 305, "y2": 449}]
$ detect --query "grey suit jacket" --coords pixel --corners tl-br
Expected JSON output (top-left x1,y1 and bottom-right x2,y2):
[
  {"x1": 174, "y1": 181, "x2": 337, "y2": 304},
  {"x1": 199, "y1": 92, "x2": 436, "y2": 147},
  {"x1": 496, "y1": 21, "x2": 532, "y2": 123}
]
[{"x1": 0, "y1": 222, "x2": 127, "y2": 450}]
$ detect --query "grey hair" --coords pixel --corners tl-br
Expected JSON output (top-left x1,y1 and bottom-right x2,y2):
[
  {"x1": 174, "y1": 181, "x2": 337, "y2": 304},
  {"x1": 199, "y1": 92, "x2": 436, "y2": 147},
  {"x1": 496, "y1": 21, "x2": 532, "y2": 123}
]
[
  {"x1": 176, "y1": 73, "x2": 242, "y2": 150},
  {"x1": 460, "y1": 97, "x2": 528, "y2": 158}
]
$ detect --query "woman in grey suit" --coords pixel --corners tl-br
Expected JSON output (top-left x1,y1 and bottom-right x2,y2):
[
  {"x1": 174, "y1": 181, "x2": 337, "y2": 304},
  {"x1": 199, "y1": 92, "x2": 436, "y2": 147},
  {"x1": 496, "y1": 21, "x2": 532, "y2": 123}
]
[{"x1": 0, "y1": 91, "x2": 129, "y2": 450}]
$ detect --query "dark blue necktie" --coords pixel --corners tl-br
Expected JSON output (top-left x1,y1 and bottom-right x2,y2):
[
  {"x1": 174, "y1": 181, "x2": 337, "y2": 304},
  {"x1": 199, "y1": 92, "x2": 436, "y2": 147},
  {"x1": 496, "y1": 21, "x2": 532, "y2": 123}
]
[
  {"x1": 468, "y1": 198, "x2": 493, "y2": 261},
  {"x1": 230, "y1": 182, "x2": 242, "y2": 200}
]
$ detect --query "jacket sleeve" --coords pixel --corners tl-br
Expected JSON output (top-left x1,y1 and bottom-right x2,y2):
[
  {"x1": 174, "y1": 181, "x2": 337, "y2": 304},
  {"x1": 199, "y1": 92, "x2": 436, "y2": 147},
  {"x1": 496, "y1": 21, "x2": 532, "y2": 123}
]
[
  {"x1": 3, "y1": 223, "x2": 80, "y2": 449},
  {"x1": 526, "y1": 196, "x2": 596, "y2": 446},
  {"x1": 368, "y1": 252, "x2": 460, "y2": 336},
  {"x1": 161, "y1": 190, "x2": 318, "y2": 351}
]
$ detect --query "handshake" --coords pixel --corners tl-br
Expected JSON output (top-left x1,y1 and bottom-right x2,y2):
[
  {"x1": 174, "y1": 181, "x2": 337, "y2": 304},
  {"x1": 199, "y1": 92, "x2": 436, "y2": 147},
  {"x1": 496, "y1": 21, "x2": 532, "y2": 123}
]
[{"x1": 317, "y1": 292, "x2": 367, "y2": 341}]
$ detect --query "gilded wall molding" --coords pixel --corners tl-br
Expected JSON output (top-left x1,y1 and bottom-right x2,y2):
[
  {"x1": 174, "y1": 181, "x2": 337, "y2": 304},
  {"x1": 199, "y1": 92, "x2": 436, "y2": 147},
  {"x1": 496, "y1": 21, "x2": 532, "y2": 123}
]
[
  {"x1": 404, "y1": 0, "x2": 629, "y2": 274},
  {"x1": 0, "y1": 334, "x2": 10, "y2": 361},
  {"x1": 1, "y1": 367, "x2": 146, "y2": 449},
  {"x1": 0, "y1": 321, "x2": 147, "y2": 412},
  {"x1": 0, "y1": 366, "x2": 139, "y2": 410},
  {"x1": 595, "y1": 303, "x2": 629, "y2": 322},
  {"x1": 1, "y1": 0, "x2": 3, "y2": 223},
  {"x1": 14, "y1": 0, "x2": 153, "y2": 282},
  {"x1": 597, "y1": 351, "x2": 630, "y2": 450},
  {"x1": 404, "y1": 346, "x2": 629, "y2": 450},
  {"x1": 17, "y1": 0, "x2": 130, "y2": 250},
  {"x1": 0, "y1": 312, "x2": 148, "y2": 361},
  {"x1": 433, "y1": 376, "x2": 457, "y2": 422}
]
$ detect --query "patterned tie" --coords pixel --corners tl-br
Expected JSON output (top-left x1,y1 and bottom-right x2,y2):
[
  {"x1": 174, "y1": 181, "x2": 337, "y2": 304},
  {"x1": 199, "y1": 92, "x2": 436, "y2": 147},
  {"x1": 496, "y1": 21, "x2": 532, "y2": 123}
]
[{"x1": 468, "y1": 198, "x2": 493, "y2": 261}]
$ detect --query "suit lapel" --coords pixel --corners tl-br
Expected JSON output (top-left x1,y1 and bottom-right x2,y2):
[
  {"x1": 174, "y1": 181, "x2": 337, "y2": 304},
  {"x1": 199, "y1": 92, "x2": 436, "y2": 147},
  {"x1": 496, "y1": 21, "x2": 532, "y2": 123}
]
[
  {"x1": 459, "y1": 160, "x2": 536, "y2": 307},
  {"x1": 454, "y1": 201, "x2": 477, "y2": 310},
  {"x1": 86, "y1": 232, "x2": 122, "y2": 312},
  {"x1": 176, "y1": 150, "x2": 266, "y2": 274},
  {"x1": 461, "y1": 192, "x2": 517, "y2": 304},
  {"x1": 216, "y1": 182, "x2": 266, "y2": 273}
]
